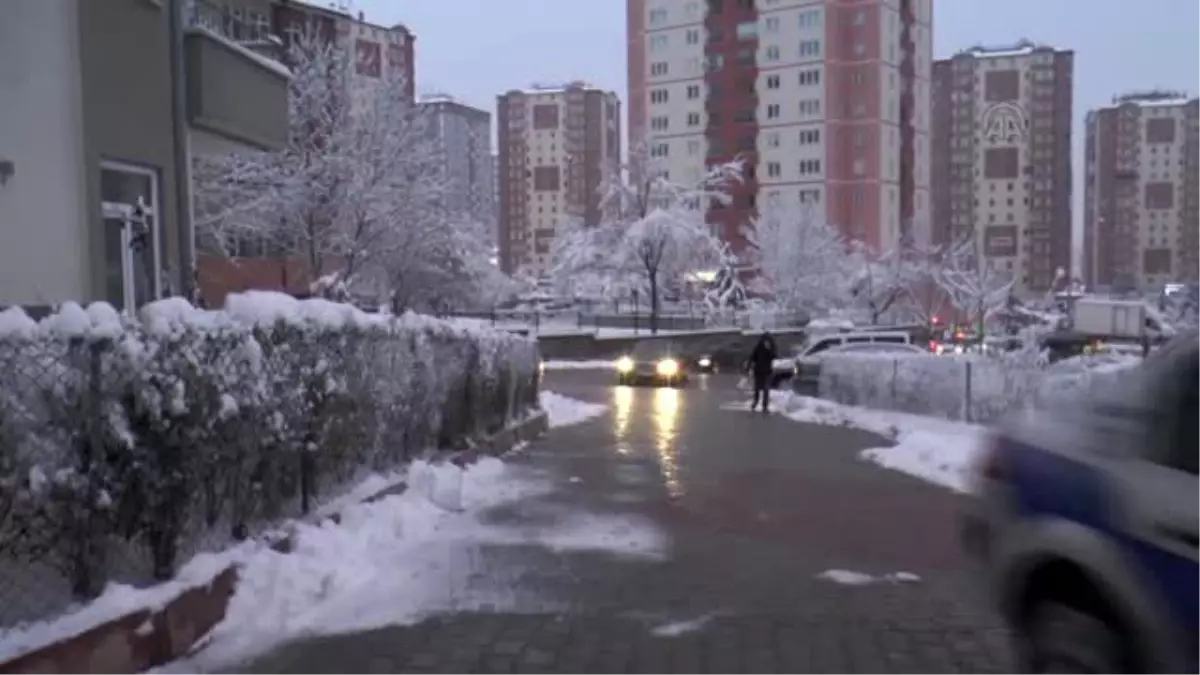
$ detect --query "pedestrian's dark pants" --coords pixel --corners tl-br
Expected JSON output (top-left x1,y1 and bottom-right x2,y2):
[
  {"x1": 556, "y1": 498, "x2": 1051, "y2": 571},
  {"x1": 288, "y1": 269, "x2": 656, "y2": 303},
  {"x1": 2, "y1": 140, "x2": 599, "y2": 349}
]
[{"x1": 751, "y1": 372, "x2": 771, "y2": 412}]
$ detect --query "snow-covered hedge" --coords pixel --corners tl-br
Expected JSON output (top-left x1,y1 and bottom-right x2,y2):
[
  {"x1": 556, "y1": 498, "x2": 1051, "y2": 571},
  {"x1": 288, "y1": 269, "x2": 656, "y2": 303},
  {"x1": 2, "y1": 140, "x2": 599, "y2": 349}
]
[
  {"x1": 817, "y1": 351, "x2": 1141, "y2": 423},
  {"x1": 0, "y1": 292, "x2": 538, "y2": 625}
]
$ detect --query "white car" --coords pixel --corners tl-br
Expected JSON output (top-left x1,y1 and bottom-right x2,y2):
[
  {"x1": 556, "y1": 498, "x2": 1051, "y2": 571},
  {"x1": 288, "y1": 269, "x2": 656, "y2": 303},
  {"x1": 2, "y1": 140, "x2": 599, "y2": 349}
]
[{"x1": 793, "y1": 341, "x2": 927, "y2": 392}]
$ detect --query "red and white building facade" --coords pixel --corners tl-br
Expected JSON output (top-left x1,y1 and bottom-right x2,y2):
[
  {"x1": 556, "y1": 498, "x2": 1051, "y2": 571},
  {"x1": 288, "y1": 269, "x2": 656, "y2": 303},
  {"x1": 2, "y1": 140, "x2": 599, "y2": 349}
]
[{"x1": 627, "y1": 0, "x2": 933, "y2": 258}]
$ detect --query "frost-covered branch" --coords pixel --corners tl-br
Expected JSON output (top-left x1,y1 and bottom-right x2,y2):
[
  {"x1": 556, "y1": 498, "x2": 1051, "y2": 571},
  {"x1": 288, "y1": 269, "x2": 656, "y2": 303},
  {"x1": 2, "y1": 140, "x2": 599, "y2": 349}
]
[
  {"x1": 743, "y1": 200, "x2": 854, "y2": 316},
  {"x1": 935, "y1": 236, "x2": 1015, "y2": 334}
]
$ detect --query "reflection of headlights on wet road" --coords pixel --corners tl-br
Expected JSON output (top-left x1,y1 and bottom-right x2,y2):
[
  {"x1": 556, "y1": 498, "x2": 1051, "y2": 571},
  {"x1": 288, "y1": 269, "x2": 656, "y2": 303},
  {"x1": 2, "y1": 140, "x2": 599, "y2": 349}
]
[
  {"x1": 615, "y1": 356, "x2": 634, "y2": 373},
  {"x1": 656, "y1": 358, "x2": 679, "y2": 376},
  {"x1": 697, "y1": 357, "x2": 712, "y2": 368}
]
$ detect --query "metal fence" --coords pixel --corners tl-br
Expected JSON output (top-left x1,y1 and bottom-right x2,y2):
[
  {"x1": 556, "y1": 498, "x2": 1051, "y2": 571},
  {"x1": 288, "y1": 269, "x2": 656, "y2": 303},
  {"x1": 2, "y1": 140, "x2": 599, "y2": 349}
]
[
  {"x1": 816, "y1": 353, "x2": 1140, "y2": 424},
  {"x1": 0, "y1": 319, "x2": 539, "y2": 628}
]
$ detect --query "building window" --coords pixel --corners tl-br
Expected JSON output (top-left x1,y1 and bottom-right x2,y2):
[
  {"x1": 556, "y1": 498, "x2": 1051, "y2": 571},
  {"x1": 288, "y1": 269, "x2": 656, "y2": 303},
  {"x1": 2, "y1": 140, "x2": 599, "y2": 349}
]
[
  {"x1": 798, "y1": 9, "x2": 821, "y2": 27},
  {"x1": 650, "y1": 61, "x2": 668, "y2": 76},
  {"x1": 736, "y1": 21, "x2": 757, "y2": 39},
  {"x1": 766, "y1": 161, "x2": 781, "y2": 178},
  {"x1": 799, "y1": 128, "x2": 820, "y2": 144},
  {"x1": 650, "y1": 143, "x2": 669, "y2": 157},
  {"x1": 687, "y1": 139, "x2": 701, "y2": 155},
  {"x1": 650, "y1": 34, "x2": 668, "y2": 52},
  {"x1": 649, "y1": 7, "x2": 668, "y2": 25},
  {"x1": 650, "y1": 116, "x2": 669, "y2": 131},
  {"x1": 766, "y1": 103, "x2": 781, "y2": 119},
  {"x1": 687, "y1": 84, "x2": 700, "y2": 99},
  {"x1": 798, "y1": 68, "x2": 820, "y2": 86},
  {"x1": 799, "y1": 159, "x2": 822, "y2": 175},
  {"x1": 687, "y1": 112, "x2": 701, "y2": 126},
  {"x1": 766, "y1": 132, "x2": 780, "y2": 147},
  {"x1": 650, "y1": 88, "x2": 669, "y2": 104},
  {"x1": 764, "y1": 16, "x2": 779, "y2": 33},
  {"x1": 765, "y1": 45, "x2": 780, "y2": 61},
  {"x1": 800, "y1": 189, "x2": 820, "y2": 204},
  {"x1": 355, "y1": 39, "x2": 381, "y2": 77},
  {"x1": 798, "y1": 40, "x2": 821, "y2": 58},
  {"x1": 766, "y1": 74, "x2": 780, "y2": 89},
  {"x1": 686, "y1": 28, "x2": 701, "y2": 44},
  {"x1": 799, "y1": 99, "x2": 820, "y2": 116}
]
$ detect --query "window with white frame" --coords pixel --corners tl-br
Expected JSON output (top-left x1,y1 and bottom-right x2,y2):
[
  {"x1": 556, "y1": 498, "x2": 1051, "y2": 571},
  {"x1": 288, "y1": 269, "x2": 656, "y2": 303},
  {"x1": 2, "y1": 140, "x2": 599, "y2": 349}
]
[
  {"x1": 765, "y1": 45, "x2": 780, "y2": 61},
  {"x1": 799, "y1": 128, "x2": 820, "y2": 144},
  {"x1": 763, "y1": 16, "x2": 779, "y2": 32},
  {"x1": 687, "y1": 112, "x2": 701, "y2": 126},
  {"x1": 798, "y1": 99, "x2": 820, "y2": 116},
  {"x1": 766, "y1": 103, "x2": 781, "y2": 119},
  {"x1": 686, "y1": 84, "x2": 700, "y2": 99},
  {"x1": 798, "y1": 68, "x2": 820, "y2": 85},
  {"x1": 766, "y1": 161, "x2": 781, "y2": 178},
  {"x1": 798, "y1": 8, "x2": 821, "y2": 27},
  {"x1": 766, "y1": 132, "x2": 781, "y2": 147},
  {"x1": 651, "y1": 61, "x2": 669, "y2": 75},
  {"x1": 687, "y1": 139, "x2": 702, "y2": 155},
  {"x1": 650, "y1": 116, "x2": 669, "y2": 130},
  {"x1": 686, "y1": 28, "x2": 701, "y2": 44},
  {"x1": 649, "y1": 7, "x2": 668, "y2": 25},
  {"x1": 650, "y1": 88, "x2": 669, "y2": 104},
  {"x1": 766, "y1": 74, "x2": 780, "y2": 89},
  {"x1": 799, "y1": 40, "x2": 821, "y2": 58},
  {"x1": 650, "y1": 34, "x2": 668, "y2": 52}
]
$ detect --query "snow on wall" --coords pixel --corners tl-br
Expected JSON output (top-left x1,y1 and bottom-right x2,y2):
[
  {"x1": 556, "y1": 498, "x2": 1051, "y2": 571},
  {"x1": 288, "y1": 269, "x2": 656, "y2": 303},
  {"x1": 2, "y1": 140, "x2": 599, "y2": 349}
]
[
  {"x1": 817, "y1": 352, "x2": 1142, "y2": 423},
  {"x1": 0, "y1": 293, "x2": 540, "y2": 629}
]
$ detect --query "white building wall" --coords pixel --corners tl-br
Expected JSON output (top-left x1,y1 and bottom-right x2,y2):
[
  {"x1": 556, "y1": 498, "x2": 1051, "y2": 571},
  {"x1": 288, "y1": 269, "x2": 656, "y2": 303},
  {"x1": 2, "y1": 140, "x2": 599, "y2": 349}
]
[
  {"x1": 643, "y1": 0, "x2": 707, "y2": 186},
  {"x1": 523, "y1": 91, "x2": 570, "y2": 273},
  {"x1": 0, "y1": 0, "x2": 90, "y2": 306},
  {"x1": 1135, "y1": 102, "x2": 1191, "y2": 289},
  {"x1": 970, "y1": 53, "x2": 1036, "y2": 295}
]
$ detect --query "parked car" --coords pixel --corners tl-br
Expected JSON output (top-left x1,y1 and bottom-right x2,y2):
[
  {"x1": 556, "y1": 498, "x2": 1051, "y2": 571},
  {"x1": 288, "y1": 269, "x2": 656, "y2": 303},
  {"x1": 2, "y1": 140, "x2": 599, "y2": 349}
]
[
  {"x1": 961, "y1": 333, "x2": 1198, "y2": 673},
  {"x1": 770, "y1": 329, "x2": 914, "y2": 387},
  {"x1": 791, "y1": 341, "x2": 927, "y2": 394},
  {"x1": 615, "y1": 340, "x2": 690, "y2": 387}
]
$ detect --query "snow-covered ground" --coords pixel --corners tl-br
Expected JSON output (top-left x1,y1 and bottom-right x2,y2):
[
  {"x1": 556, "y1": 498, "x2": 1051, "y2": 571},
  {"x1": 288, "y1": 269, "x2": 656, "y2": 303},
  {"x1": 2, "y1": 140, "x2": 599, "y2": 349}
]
[
  {"x1": 816, "y1": 569, "x2": 921, "y2": 586},
  {"x1": 725, "y1": 392, "x2": 987, "y2": 493},
  {"x1": 540, "y1": 391, "x2": 607, "y2": 428}
]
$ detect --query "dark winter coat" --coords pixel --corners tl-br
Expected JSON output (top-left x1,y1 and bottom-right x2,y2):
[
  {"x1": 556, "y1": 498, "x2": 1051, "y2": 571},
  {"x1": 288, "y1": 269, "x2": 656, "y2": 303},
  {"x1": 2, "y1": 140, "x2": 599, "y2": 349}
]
[{"x1": 747, "y1": 336, "x2": 778, "y2": 376}]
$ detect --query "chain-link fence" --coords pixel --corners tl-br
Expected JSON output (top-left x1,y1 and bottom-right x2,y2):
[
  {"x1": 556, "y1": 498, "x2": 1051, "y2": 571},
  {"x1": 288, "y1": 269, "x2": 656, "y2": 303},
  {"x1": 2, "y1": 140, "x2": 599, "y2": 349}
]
[
  {"x1": 0, "y1": 309, "x2": 539, "y2": 628},
  {"x1": 817, "y1": 352, "x2": 1141, "y2": 424}
]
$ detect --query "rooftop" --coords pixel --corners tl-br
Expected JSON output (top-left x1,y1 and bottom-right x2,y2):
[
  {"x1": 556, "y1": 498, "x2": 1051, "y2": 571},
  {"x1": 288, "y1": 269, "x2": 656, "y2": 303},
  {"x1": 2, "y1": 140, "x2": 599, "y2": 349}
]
[
  {"x1": 1109, "y1": 89, "x2": 1196, "y2": 108},
  {"x1": 955, "y1": 38, "x2": 1062, "y2": 59}
]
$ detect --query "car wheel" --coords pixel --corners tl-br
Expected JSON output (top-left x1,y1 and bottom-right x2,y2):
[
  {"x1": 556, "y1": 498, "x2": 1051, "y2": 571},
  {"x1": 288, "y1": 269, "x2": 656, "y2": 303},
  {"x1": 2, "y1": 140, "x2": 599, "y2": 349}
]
[{"x1": 1020, "y1": 600, "x2": 1127, "y2": 674}]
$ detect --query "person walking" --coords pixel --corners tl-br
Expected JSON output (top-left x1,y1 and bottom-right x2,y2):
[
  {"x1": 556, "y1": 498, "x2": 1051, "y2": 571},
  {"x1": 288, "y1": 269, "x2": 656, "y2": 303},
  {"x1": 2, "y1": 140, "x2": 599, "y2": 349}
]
[{"x1": 746, "y1": 332, "x2": 778, "y2": 413}]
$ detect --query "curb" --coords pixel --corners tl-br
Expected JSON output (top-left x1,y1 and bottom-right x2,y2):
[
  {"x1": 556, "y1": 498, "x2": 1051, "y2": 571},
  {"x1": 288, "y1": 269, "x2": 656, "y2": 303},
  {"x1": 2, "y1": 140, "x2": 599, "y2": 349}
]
[{"x1": 0, "y1": 409, "x2": 549, "y2": 674}]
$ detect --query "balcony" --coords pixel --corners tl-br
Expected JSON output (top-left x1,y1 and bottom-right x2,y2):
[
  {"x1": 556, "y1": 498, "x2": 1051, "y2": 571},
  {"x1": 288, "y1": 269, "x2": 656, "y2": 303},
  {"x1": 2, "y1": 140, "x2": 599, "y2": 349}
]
[{"x1": 183, "y1": 1, "x2": 289, "y2": 152}]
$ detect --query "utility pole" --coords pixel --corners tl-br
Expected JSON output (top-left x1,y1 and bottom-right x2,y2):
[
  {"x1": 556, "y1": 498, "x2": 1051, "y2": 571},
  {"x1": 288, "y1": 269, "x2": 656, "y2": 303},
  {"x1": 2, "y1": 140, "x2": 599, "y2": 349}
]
[{"x1": 167, "y1": 0, "x2": 195, "y2": 301}]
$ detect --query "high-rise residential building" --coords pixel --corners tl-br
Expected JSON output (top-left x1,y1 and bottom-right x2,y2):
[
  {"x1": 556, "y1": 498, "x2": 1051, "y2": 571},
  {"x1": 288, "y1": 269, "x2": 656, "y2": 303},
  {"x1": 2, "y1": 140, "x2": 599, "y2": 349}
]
[
  {"x1": 496, "y1": 83, "x2": 621, "y2": 275},
  {"x1": 930, "y1": 40, "x2": 1073, "y2": 296},
  {"x1": 417, "y1": 95, "x2": 495, "y2": 238},
  {"x1": 1083, "y1": 91, "x2": 1199, "y2": 293},
  {"x1": 627, "y1": 0, "x2": 933, "y2": 257}
]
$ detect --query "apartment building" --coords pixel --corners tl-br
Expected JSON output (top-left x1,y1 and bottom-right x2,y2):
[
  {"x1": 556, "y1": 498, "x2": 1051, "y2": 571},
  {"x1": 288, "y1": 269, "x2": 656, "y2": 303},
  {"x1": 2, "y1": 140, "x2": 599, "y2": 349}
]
[
  {"x1": 930, "y1": 40, "x2": 1073, "y2": 296},
  {"x1": 193, "y1": 0, "x2": 417, "y2": 305},
  {"x1": 417, "y1": 95, "x2": 496, "y2": 239},
  {"x1": 0, "y1": 0, "x2": 288, "y2": 315},
  {"x1": 1083, "y1": 91, "x2": 1199, "y2": 293},
  {"x1": 627, "y1": 0, "x2": 933, "y2": 257},
  {"x1": 496, "y1": 83, "x2": 622, "y2": 275}
]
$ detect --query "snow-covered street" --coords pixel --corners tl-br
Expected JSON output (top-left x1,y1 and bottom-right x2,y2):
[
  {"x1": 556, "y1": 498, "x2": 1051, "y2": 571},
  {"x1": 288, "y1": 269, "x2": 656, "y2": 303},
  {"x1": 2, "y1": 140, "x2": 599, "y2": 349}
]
[{"x1": 187, "y1": 369, "x2": 1014, "y2": 673}]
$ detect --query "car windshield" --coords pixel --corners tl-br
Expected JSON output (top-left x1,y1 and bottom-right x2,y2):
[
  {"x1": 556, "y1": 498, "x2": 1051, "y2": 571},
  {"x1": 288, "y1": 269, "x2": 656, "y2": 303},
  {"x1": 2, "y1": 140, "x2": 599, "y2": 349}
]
[{"x1": 631, "y1": 341, "x2": 679, "y2": 360}]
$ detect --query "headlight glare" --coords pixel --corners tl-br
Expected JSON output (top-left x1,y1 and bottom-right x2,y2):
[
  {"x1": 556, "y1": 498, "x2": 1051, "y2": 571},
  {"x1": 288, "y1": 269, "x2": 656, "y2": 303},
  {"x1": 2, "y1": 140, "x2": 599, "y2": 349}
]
[
  {"x1": 615, "y1": 356, "x2": 634, "y2": 373},
  {"x1": 656, "y1": 358, "x2": 679, "y2": 376}
]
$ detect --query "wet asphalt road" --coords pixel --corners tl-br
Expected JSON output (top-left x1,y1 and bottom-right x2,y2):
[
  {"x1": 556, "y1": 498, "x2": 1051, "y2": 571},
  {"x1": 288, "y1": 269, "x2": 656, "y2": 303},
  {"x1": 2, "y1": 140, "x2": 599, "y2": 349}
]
[{"x1": 236, "y1": 370, "x2": 1013, "y2": 673}]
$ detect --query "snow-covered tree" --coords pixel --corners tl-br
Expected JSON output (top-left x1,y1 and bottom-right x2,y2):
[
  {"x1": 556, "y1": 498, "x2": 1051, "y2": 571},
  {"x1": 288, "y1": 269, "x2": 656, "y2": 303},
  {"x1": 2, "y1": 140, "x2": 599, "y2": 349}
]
[
  {"x1": 193, "y1": 29, "x2": 496, "y2": 311},
  {"x1": 743, "y1": 200, "x2": 854, "y2": 316},
  {"x1": 846, "y1": 242, "x2": 927, "y2": 325},
  {"x1": 935, "y1": 236, "x2": 1015, "y2": 335},
  {"x1": 547, "y1": 141, "x2": 741, "y2": 333}
]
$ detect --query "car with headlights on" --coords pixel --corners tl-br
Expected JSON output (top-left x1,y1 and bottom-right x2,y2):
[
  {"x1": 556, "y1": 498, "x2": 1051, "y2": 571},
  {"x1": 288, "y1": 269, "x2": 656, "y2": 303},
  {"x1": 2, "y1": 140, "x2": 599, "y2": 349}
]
[{"x1": 615, "y1": 340, "x2": 689, "y2": 387}]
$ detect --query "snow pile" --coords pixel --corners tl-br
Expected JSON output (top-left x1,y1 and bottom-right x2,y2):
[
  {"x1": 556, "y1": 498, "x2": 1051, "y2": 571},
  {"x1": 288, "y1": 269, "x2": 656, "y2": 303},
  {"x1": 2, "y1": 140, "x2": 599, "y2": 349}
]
[
  {"x1": 817, "y1": 350, "x2": 1143, "y2": 423},
  {"x1": 775, "y1": 393, "x2": 987, "y2": 493},
  {"x1": 539, "y1": 392, "x2": 607, "y2": 428},
  {"x1": 0, "y1": 293, "x2": 540, "y2": 629},
  {"x1": 816, "y1": 569, "x2": 921, "y2": 586}
]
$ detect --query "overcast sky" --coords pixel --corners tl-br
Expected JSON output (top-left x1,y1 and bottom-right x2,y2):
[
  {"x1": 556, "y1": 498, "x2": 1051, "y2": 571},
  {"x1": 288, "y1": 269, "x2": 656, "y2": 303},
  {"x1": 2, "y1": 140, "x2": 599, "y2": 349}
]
[{"x1": 354, "y1": 0, "x2": 1198, "y2": 265}]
